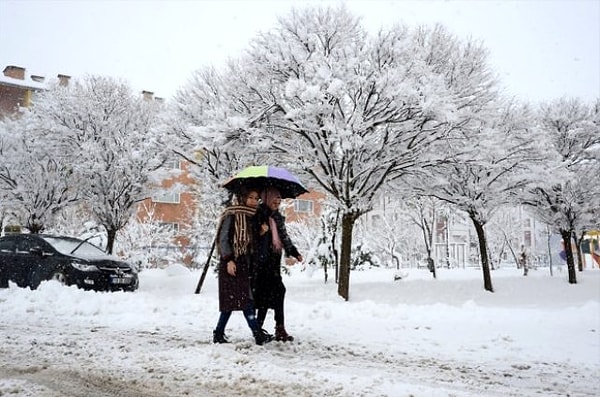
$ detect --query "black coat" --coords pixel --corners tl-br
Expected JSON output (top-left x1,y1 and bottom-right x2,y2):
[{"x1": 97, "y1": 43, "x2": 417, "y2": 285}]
[{"x1": 252, "y1": 204, "x2": 300, "y2": 309}]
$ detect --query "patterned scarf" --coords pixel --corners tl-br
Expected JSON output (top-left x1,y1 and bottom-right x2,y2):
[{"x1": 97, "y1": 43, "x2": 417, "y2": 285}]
[{"x1": 216, "y1": 205, "x2": 257, "y2": 258}]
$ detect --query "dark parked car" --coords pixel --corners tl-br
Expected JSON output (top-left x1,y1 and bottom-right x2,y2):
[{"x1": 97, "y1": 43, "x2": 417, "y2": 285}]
[{"x1": 0, "y1": 234, "x2": 138, "y2": 292}]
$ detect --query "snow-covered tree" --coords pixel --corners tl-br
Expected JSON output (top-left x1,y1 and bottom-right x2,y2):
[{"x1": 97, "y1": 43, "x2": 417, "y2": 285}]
[
  {"x1": 424, "y1": 100, "x2": 545, "y2": 292},
  {"x1": 485, "y1": 206, "x2": 530, "y2": 268},
  {"x1": 313, "y1": 202, "x2": 341, "y2": 284},
  {"x1": 167, "y1": 67, "x2": 273, "y2": 211},
  {"x1": 30, "y1": 76, "x2": 169, "y2": 253},
  {"x1": 114, "y1": 204, "x2": 180, "y2": 269},
  {"x1": 358, "y1": 199, "x2": 425, "y2": 269},
  {"x1": 404, "y1": 196, "x2": 440, "y2": 277},
  {"x1": 0, "y1": 114, "x2": 79, "y2": 232},
  {"x1": 284, "y1": 217, "x2": 321, "y2": 268},
  {"x1": 243, "y1": 11, "x2": 464, "y2": 300},
  {"x1": 173, "y1": 7, "x2": 502, "y2": 300},
  {"x1": 523, "y1": 97, "x2": 600, "y2": 283}
]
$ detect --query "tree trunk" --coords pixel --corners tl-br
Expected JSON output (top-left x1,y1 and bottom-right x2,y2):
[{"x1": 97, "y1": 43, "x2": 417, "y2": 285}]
[
  {"x1": 390, "y1": 242, "x2": 400, "y2": 269},
  {"x1": 27, "y1": 215, "x2": 44, "y2": 234},
  {"x1": 445, "y1": 218, "x2": 451, "y2": 268},
  {"x1": 428, "y1": 257, "x2": 437, "y2": 279},
  {"x1": 423, "y1": 231, "x2": 437, "y2": 279},
  {"x1": 331, "y1": 224, "x2": 339, "y2": 284},
  {"x1": 337, "y1": 212, "x2": 356, "y2": 301},
  {"x1": 575, "y1": 242, "x2": 584, "y2": 272},
  {"x1": 560, "y1": 229, "x2": 577, "y2": 284},
  {"x1": 420, "y1": 215, "x2": 436, "y2": 278},
  {"x1": 489, "y1": 247, "x2": 495, "y2": 271},
  {"x1": 574, "y1": 232, "x2": 584, "y2": 272},
  {"x1": 392, "y1": 254, "x2": 400, "y2": 269},
  {"x1": 28, "y1": 223, "x2": 44, "y2": 234},
  {"x1": 470, "y1": 214, "x2": 494, "y2": 292},
  {"x1": 106, "y1": 227, "x2": 117, "y2": 255}
]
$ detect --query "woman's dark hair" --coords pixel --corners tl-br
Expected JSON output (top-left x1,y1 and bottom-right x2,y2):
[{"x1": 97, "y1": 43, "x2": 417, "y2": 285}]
[{"x1": 236, "y1": 186, "x2": 260, "y2": 204}]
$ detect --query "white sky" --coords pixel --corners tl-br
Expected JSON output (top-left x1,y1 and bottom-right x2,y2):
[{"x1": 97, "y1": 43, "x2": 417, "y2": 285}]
[{"x1": 1, "y1": 0, "x2": 599, "y2": 102}]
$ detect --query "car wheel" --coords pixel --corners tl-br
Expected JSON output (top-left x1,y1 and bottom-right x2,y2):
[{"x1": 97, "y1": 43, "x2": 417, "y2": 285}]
[
  {"x1": 28, "y1": 270, "x2": 43, "y2": 290},
  {"x1": 52, "y1": 272, "x2": 67, "y2": 285}
]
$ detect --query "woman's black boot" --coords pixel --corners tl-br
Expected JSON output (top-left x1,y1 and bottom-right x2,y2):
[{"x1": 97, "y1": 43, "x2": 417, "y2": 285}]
[
  {"x1": 213, "y1": 330, "x2": 229, "y2": 344},
  {"x1": 275, "y1": 324, "x2": 294, "y2": 342},
  {"x1": 253, "y1": 329, "x2": 273, "y2": 345}
]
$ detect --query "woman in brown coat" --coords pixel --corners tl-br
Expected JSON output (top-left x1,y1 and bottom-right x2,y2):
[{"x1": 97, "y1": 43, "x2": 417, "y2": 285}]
[{"x1": 212, "y1": 188, "x2": 272, "y2": 345}]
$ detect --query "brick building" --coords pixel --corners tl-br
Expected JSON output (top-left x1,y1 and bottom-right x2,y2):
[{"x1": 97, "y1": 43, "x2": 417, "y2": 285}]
[{"x1": 0, "y1": 65, "x2": 70, "y2": 117}]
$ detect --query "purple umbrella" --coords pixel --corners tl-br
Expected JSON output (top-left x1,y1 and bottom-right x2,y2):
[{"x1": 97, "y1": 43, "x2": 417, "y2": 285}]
[{"x1": 221, "y1": 165, "x2": 309, "y2": 199}]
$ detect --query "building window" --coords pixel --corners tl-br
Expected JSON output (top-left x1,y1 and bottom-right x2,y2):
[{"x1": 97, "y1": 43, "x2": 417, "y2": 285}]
[
  {"x1": 371, "y1": 214, "x2": 381, "y2": 227},
  {"x1": 158, "y1": 222, "x2": 179, "y2": 232},
  {"x1": 294, "y1": 199, "x2": 313, "y2": 214},
  {"x1": 152, "y1": 192, "x2": 180, "y2": 204},
  {"x1": 524, "y1": 231, "x2": 532, "y2": 247},
  {"x1": 163, "y1": 158, "x2": 180, "y2": 169}
]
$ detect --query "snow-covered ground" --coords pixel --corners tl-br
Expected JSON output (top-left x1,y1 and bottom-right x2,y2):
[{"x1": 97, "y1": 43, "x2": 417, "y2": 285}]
[{"x1": 0, "y1": 264, "x2": 598, "y2": 396}]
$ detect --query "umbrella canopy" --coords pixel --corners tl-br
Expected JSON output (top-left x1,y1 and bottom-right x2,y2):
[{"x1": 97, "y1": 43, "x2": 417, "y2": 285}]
[{"x1": 221, "y1": 165, "x2": 309, "y2": 199}]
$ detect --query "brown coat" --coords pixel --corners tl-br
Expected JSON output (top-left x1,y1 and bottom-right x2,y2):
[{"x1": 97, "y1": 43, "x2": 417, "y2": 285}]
[
  {"x1": 216, "y1": 207, "x2": 255, "y2": 312},
  {"x1": 217, "y1": 255, "x2": 252, "y2": 312}
]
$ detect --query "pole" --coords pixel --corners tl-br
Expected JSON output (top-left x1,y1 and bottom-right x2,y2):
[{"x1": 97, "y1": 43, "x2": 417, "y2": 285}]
[
  {"x1": 194, "y1": 238, "x2": 216, "y2": 294},
  {"x1": 547, "y1": 226, "x2": 553, "y2": 277}
]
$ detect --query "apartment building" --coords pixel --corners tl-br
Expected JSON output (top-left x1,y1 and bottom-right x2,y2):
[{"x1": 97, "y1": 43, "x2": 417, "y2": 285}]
[{"x1": 0, "y1": 65, "x2": 70, "y2": 117}]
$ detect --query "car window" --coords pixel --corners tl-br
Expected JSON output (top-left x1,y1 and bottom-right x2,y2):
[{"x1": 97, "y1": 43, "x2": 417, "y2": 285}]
[
  {"x1": 0, "y1": 238, "x2": 16, "y2": 253},
  {"x1": 42, "y1": 237, "x2": 111, "y2": 259},
  {"x1": 15, "y1": 238, "x2": 33, "y2": 254}
]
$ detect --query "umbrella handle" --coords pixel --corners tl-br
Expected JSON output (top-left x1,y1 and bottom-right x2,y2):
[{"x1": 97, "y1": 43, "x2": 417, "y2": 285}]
[{"x1": 194, "y1": 238, "x2": 217, "y2": 294}]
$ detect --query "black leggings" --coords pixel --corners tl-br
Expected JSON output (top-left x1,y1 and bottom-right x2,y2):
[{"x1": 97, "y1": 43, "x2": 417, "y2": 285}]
[{"x1": 256, "y1": 285, "x2": 286, "y2": 328}]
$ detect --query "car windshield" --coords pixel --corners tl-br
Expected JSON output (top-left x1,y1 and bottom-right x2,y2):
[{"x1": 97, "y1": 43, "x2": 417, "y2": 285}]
[{"x1": 42, "y1": 237, "x2": 110, "y2": 260}]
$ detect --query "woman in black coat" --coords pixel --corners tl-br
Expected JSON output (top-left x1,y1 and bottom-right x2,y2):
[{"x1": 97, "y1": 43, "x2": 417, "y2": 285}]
[
  {"x1": 253, "y1": 187, "x2": 303, "y2": 342},
  {"x1": 212, "y1": 188, "x2": 271, "y2": 345}
]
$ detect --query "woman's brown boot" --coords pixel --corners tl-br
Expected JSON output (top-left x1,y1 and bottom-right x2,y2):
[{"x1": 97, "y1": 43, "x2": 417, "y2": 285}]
[{"x1": 275, "y1": 324, "x2": 294, "y2": 342}]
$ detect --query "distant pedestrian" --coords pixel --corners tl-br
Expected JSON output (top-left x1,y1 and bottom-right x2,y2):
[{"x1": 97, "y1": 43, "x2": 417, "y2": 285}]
[
  {"x1": 212, "y1": 187, "x2": 272, "y2": 345},
  {"x1": 427, "y1": 257, "x2": 435, "y2": 273},
  {"x1": 519, "y1": 245, "x2": 529, "y2": 276}
]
